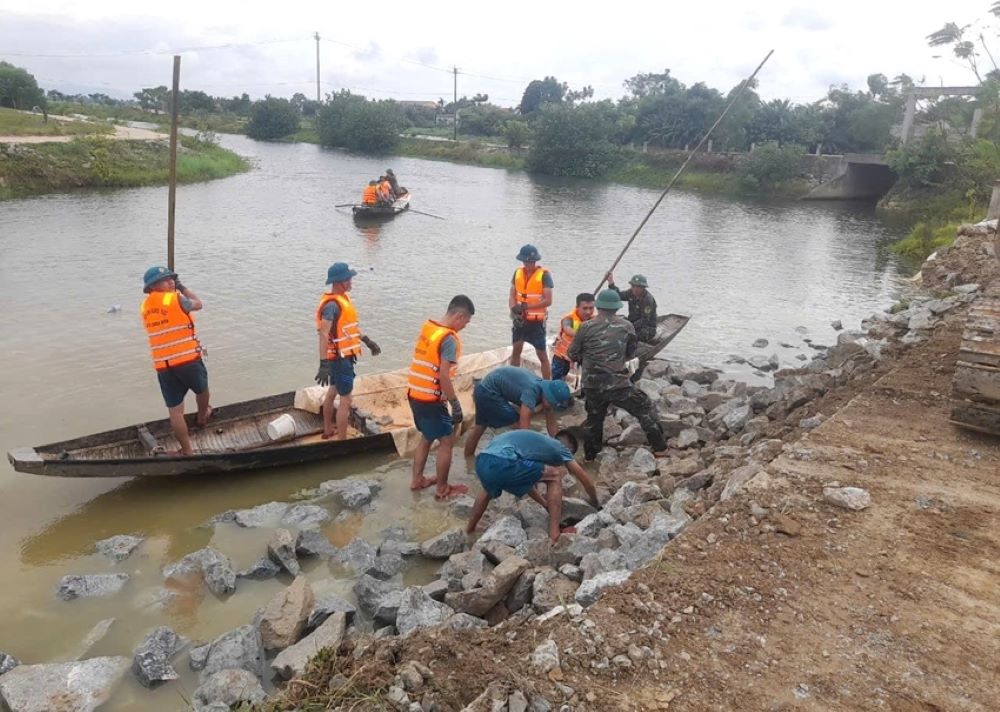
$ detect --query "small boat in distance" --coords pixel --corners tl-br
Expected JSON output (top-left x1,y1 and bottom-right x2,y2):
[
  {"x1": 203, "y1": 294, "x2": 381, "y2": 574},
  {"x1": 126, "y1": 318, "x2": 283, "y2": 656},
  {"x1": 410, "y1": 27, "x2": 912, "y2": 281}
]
[{"x1": 352, "y1": 193, "x2": 411, "y2": 222}]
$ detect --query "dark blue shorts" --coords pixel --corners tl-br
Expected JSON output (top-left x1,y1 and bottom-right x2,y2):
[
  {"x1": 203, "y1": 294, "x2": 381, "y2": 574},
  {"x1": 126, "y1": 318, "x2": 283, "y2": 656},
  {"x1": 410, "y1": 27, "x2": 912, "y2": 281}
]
[
  {"x1": 473, "y1": 382, "x2": 520, "y2": 428},
  {"x1": 157, "y1": 359, "x2": 208, "y2": 409},
  {"x1": 408, "y1": 398, "x2": 454, "y2": 441},
  {"x1": 551, "y1": 356, "x2": 571, "y2": 381},
  {"x1": 512, "y1": 321, "x2": 547, "y2": 351},
  {"x1": 328, "y1": 357, "x2": 356, "y2": 395},
  {"x1": 474, "y1": 452, "x2": 543, "y2": 498}
]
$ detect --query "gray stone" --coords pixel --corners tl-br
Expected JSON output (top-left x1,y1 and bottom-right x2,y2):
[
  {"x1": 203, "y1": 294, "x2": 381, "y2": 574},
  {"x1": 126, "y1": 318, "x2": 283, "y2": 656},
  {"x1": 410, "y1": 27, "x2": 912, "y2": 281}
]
[
  {"x1": 514, "y1": 537, "x2": 554, "y2": 566},
  {"x1": 575, "y1": 570, "x2": 631, "y2": 606},
  {"x1": 480, "y1": 541, "x2": 515, "y2": 565},
  {"x1": 615, "y1": 423, "x2": 648, "y2": 446},
  {"x1": 799, "y1": 415, "x2": 824, "y2": 429},
  {"x1": 531, "y1": 639, "x2": 560, "y2": 674},
  {"x1": 396, "y1": 588, "x2": 455, "y2": 636},
  {"x1": 681, "y1": 379, "x2": 706, "y2": 398},
  {"x1": 445, "y1": 556, "x2": 531, "y2": 617},
  {"x1": 94, "y1": 535, "x2": 144, "y2": 563},
  {"x1": 306, "y1": 593, "x2": 357, "y2": 631},
  {"x1": 270, "y1": 612, "x2": 347, "y2": 680},
  {"x1": 573, "y1": 513, "x2": 606, "y2": 538},
  {"x1": 295, "y1": 529, "x2": 340, "y2": 559},
  {"x1": 830, "y1": 320, "x2": 843, "y2": 330},
  {"x1": 558, "y1": 564, "x2": 583, "y2": 582},
  {"x1": 721, "y1": 464, "x2": 764, "y2": 501},
  {"x1": 420, "y1": 528, "x2": 467, "y2": 559},
  {"x1": 440, "y1": 550, "x2": 492, "y2": 591},
  {"x1": 603, "y1": 481, "x2": 663, "y2": 519},
  {"x1": 193, "y1": 668, "x2": 266, "y2": 710},
  {"x1": 132, "y1": 626, "x2": 186, "y2": 688},
  {"x1": 750, "y1": 439, "x2": 784, "y2": 461},
  {"x1": 621, "y1": 513, "x2": 690, "y2": 571},
  {"x1": 508, "y1": 689, "x2": 530, "y2": 712},
  {"x1": 422, "y1": 579, "x2": 450, "y2": 602},
  {"x1": 365, "y1": 552, "x2": 409, "y2": 581},
  {"x1": 907, "y1": 308, "x2": 935, "y2": 331},
  {"x1": 668, "y1": 361, "x2": 719, "y2": 385},
  {"x1": 723, "y1": 404, "x2": 751, "y2": 433},
  {"x1": 445, "y1": 613, "x2": 489, "y2": 630},
  {"x1": 516, "y1": 498, "x2": 550, "y2": 530},
  {"x1": 237, "y1": 557, "x2": 281, "y2": 580},
  {"x1": 0, "y1": 657, "x2": 129, "y2": 712},
  {"x1": 505, "y1": 569, "x2": 537, "y2": 612},
  {"x1": 0, "y1": 652, "x2": 19, "y2": 675},
  {"x1": 560, "y1": 497, "x2": 599, "y2": 523},
  {"x1": 580, "y1": 549, "x2": 627, "y2": 580},
  {"x1": 201, "y1": 625, "x2": 263, "y2": 680},
  {"x1": 954, "y1": 283, "x2": 980, "y2": 294},
  {"x1": 267, "y1": 529, "x2": 301, "y2": 576},
  {"x1": 379, "y1": 540, "x2": 421, "y2": 557},
  {"x1": 280, "y1": 503, "x2": 331, "y2": 529},
  {"x1": 823, "y1": 486, "x2": 872, "y2": 511},
  {"x1": 56, "y1": 574, "x2": 129, "y2": 601},
  {"x1": 163, "y1": 547, "x2": 236, "y2": 596},
  {"x1": 451, "y1": 494, "x2": 476, "y2": 518},
  {"x1": 73, "y1": 618, "x2": 115, "y2": 661},
  {"x1": 628, "y1": 448, "x2": 658, "y2": 476},
  {"x1": 478, "y1": 515, "x2": 527, "y2": 548},
  {"x1": 353, "y1": 574, "x2": 404, "y2": 624},
  {"x1": 232, "y1": 501, "x2": 290, "y2": 528},
  {"x1": 336, "y1": 537, "x2": 377, "y2": 573},
  {"x1": 319, "y1": 478, "x2": 382, "y2": 509},
  {"x1": 636, "y1": 378, "x2": 662, "y2": 402},
  {"x1": 259, "y1": 577, "x2": 314, "y2": 652},
  {"x1": 752, "y1": 338, "x2": 769, "y2": 348},
  {"x1": 673, "y1": 428, "x2": 700, "y2": 449},
  {"x1": 531, "y1": 569, "x2": 579, "y2": 613},
  {"x1": 189, "y1": 644, "x2": 209, "y2": 671}
]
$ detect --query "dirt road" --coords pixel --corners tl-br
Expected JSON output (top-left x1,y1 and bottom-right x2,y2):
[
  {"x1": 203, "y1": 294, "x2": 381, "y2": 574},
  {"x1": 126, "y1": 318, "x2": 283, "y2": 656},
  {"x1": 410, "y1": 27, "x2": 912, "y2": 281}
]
[{"x1": 0, "y1": 115, "x2": 163, "y2": 144}]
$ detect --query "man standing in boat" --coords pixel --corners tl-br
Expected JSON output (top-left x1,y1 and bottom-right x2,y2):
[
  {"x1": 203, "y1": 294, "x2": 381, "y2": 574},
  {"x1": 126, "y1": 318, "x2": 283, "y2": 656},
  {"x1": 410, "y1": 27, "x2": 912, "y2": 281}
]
[
  {"x1": 140, "y1": 266, "x2": 211, "y2": 456},
  {"x1": 567, "y1": 288, "x2": 669, "y2": 460},
  {"x1": 551, "y1": 292, "x2": 596, "y2": 381},
  {"x1": 316, "y1": 262, "x2": 381, "y2": 441},
  {"x1": 606, "y1": 271, "x2": 658, "y2": 342},
  {"x1": 406, "y1": 295, "x2": 475, "y2": 500},
  {"x1": 509, "y1": 244, "x2": 553, "y2": 379},
  {"x1": 462, "y1": 366, "x2": 574, "y2": 457},
  {"x1": 385, "y1": 168, "x2": 405, "y2": 197}
]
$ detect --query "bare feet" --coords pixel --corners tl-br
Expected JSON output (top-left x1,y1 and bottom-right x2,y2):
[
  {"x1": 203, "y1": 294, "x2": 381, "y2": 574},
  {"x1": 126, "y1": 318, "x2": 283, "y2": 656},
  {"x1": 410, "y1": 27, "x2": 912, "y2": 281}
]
[
  {"x1": 321, "y1": 428, "x2": 337, "y2": 440},
  {"x1": 560, "y1": 526, "x2": 578, "y2": 535},
  {"x1": 410, "y1": 476, "x2": 436, "y2": 491},
  {"x1": 196, "y1": 406, "x2": 213, "y2": 428},
  {"x1": 434, "y1": 483, "x2": 469, "y2": 501}
]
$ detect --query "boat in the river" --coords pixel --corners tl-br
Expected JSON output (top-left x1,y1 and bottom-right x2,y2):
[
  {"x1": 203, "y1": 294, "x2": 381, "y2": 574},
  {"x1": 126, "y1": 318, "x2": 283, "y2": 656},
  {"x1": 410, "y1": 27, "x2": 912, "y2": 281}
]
[
  {"x1": 352, "y1": 193, "x2": 411, "y2": 221},
  {"x1": 636, "y1": 313, "x2": 691, "y2": 374}
]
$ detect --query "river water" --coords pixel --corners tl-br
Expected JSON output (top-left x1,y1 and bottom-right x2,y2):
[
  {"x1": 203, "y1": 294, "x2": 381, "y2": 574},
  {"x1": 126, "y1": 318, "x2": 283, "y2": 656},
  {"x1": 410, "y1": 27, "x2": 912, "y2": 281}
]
[{"x1": 0, "y1": 135, "x2": 907, "y2": 707}]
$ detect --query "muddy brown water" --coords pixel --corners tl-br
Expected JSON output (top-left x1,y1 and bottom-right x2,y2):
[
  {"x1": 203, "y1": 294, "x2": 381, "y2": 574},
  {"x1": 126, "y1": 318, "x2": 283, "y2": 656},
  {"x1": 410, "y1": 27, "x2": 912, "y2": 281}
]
[{"x1": 0, "y1": 135, "x2": 907, "y2": 708}]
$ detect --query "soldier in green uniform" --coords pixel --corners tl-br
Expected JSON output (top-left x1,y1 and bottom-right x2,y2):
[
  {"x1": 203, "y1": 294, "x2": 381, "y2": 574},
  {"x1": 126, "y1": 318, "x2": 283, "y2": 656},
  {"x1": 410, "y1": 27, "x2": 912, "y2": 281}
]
[
  {"x1": 567, "y1": 288, "x2": 669, "y2": 460},
  {"x1": 606, "y1": 271, "x2": 658, "y2": 342}
]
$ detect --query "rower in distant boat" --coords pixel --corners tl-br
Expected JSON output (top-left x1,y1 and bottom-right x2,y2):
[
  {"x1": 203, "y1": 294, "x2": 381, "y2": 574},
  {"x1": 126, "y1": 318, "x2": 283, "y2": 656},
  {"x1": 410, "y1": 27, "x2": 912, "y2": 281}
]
[
  {"x1": 362, "y1": 180, "x2": 379, "y2": 206},
  {"x1": 377, "y1": 175, "x2": 394, "y2": 205},
  {"x1": 386, "y1": 168, "x2": 407, "y2": 197}
]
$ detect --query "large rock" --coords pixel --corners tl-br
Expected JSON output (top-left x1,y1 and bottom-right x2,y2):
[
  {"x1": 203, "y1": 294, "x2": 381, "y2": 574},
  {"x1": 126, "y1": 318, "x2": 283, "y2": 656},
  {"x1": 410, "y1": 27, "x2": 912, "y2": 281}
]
[
  {"x1": 615, "y1": 423, "x2": 648, "y2": 446},
  {"x1": 94, "y1": 535, "x2": 144, "y2": 562},
  {"x1": 306, "y1": 592, "x2": 357, "y2": 631},
  {"x1": 478, "y1": 516, "x2": 527, "y2": 548},
  {"x1": 516, "y1": 499, "x2": 550, "y2": 530},
  {"x1": 668, "y1": 361, "x2": 719, "y2": 385},
  {"x1": 722, "y1": 404, "x2": 751, "y2": 433},
  {"x1": 365, "y1": 552, "x2": 409, "y2": 581},
  {"x1": 353, "y1": 574, "x2": 404, "y2": 625},
  {"x1": 0, "y1": 657, "x2": 129, "y2": 712},
  {"x1": 267, "y1": 529, "x2": 301, "y2": 576},
  {"x1": 0, "y1": 652, "x2": 19, "y2": 675},
  {"x1": 237, "y1": 557, "x2": 281, "y2": 581},
  {"x1": 193, "y1": 668, "x2": 266, "y2": 710},
  {"x1": 575, "y1": 570, "x2": 631, "y2": 606},
  {"x1": 271, "y1": 612, "x2": 347, "y2": 680},
  {"x1": 132, "y1": 626, "x2": 186, "y2": 688},
  {"x1": 628, "y1": 448, "x2": 658, "y2": 476},
  {"x1": 280, "y1": 504, "x2": 331, "y2": 529},
  {"x1": 505, "y1": 569, "x2": 537, "y2": 612},
  {"x1": 580, "y1": 549, "x2": 627, "y2": 580},
  {"x1": 531, "y1": 569, "x2": 580, "y2": 613},
  {"x1": 232, "y1": 501, "x2": 290, "y2": 528},
  {"x1": 445, "y1": 556, "x2": 530, "y2": 617},
  {"x1": 672, "y1": 428, "x2": 700, "y2": 449},
  {"x1": 445, "y1": 613, "x2": 489, "y2": 631},
  {"x1": 56, "y1": 574, "x2": 129, "y2": 601},
  {"x1": 163, "y1": 547, "x2": 236, "y2": 596},
  {"x1": 440, "y1": 550, "x2": 492, "y2": 591},
  {"x1": 824, "y1": 486, "x2": 872, "y2": 511},
  {"x1": 336, "y1": 538, "x2": 377, "y2": 573},
  {"x1": 603, "y1": 482, "x2": 662, "y2": 520},
  {"x1": 420, "y1": 528, "x2": 467, "y2": 559},
  {"x1": 200, "y1": 625, "x2": 263, "y2": 680},
  {"x1": 259, "y1": 577, "x2": 314, "y2": 651},
  {"x1": 319, "y1": 478, "x2": 382, "y2": 509},
  {"x1": 621, "y1": 513, "x2": 691, "y2": 571},
  {"x1": 720, "y1": 464, "x2": 764, "y2": 501},
  {"x1": 396, "y1": 588, "x2": 455, "y2": 636}
]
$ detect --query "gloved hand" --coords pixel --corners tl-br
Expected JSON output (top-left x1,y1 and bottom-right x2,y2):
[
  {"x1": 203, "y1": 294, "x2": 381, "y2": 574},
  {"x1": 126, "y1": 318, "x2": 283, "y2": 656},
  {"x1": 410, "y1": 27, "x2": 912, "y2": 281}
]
[
  {"x1": 510, "y1": 305, "x2": 525, "y2": 327},
  {"x1": 174, "y1": 278, "x2": 186, "y2": 293},
  {"x1": 449, "y1": 399, "x2": 464, "y2": 425},
  {"x1": 315, "y1": 359, "x2": 331, "y2": 386},
  {"x1": 511, "y1": 303, "x2": 525, "y2": 315},
  {"x1": 362, "y1": 336, "x2": 382, "y2": 356}
]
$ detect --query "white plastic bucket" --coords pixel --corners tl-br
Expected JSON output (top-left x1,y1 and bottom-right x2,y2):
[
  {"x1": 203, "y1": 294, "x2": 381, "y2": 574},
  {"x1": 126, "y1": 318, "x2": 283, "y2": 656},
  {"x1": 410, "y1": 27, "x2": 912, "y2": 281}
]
[{"x1": 266, "y1": 413, "x2": 296, "y2": 441}]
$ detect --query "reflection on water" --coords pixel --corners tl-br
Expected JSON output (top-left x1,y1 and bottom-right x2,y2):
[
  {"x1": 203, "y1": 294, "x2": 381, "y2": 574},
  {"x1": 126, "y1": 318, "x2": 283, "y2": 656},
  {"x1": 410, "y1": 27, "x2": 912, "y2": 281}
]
[{"x1": 0, "y1": 136, "x2": 907, "y2": 708}]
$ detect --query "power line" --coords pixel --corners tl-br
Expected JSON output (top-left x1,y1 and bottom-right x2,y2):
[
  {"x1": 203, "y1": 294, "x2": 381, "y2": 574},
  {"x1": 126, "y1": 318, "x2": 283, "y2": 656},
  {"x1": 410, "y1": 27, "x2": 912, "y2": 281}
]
[{"x1": 2, "y1": 37, "x2": 303, "y2": 58}]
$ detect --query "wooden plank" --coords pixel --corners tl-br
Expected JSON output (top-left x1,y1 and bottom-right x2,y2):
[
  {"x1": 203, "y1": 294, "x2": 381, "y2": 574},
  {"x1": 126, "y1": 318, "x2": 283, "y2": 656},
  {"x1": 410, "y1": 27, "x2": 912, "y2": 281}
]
[
  {"x1": 950, "y1": 401, "x2": 1000, "y2": 435},
  {"x1": 952, "y1": 362, "x2": 1000, "y2": 400}
]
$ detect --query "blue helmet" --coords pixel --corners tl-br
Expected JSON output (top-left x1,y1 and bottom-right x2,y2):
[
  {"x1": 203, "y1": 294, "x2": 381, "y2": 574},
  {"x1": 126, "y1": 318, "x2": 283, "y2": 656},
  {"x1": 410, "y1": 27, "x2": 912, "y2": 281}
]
[
  {"x1": 516, "y1": 244, "x2": 541, "y2": 262},
  {"x1": 326, "y1": 262, "x2": 358, "y2": 285},
  {"x1": 142, "y1": 265, "x2": 177, "y2": 293}
]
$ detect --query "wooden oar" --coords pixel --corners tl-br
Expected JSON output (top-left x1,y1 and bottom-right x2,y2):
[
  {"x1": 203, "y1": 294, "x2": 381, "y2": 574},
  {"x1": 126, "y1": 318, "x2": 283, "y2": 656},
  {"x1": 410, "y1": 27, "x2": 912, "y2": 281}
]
[
  {"x1": 409, "y1": 208, "x2": 446, "y2": 220},
  {"x1": 334, "y1": 203, "x2": 355, "y2": 208}
]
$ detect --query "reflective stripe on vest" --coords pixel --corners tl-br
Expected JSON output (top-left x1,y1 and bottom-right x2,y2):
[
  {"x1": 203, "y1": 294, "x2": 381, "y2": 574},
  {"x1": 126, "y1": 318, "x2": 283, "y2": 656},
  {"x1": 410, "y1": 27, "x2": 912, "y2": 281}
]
[
  {"x1": 552, "y1": 309, "x2": 582, "y2": 360},
  {"x1": 141, "y1": 291, "x2": 201, "y2": 371},
  {"x1": 328, "y1": 294, "x2": 362, "y2": 359},
  {"x1": 363, "y1": 185, "x2": 378, "y2": 205},
  {"x1": 406, "y1": 320, "x2": 461, "y2": 402},
  {"x1": 514, "y1": 266, "x2": 548, "y2": 321}
]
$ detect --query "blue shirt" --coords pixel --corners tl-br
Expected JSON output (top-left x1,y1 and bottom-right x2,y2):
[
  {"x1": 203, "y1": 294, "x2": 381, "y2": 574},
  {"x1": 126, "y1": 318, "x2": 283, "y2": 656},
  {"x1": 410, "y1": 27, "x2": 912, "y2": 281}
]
[
  {"x1": 482, "y1": 430, "x2": 573, "y2": 465},
  {"x1": 320, "y1": 300, "x2": 341, "y2": 323},
  {"x1": 440, "y1": 334, "x2": 457, "y2": 364},
  {"x1": 480, "y1": 366, "x2": 543, "y2": 409}
]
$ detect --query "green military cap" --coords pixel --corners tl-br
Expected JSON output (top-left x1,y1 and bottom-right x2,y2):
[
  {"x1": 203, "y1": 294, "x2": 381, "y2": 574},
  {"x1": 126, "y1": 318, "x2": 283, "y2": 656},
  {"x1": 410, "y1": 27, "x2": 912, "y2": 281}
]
[
  {"x1": 594, "y1": 288, "x2": 623, "y2": 310},
  {"x1": 628, "y1": 274, "x2": 648, "y2": 288}
]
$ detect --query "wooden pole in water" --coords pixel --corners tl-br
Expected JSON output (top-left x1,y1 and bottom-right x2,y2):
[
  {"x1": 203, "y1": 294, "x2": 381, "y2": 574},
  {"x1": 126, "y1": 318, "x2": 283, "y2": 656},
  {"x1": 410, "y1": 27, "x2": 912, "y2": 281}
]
[
  {"x1": 166, "y1": 55, "x2": 181, "y2": 271},
  {"x1": 594, "y1": 50, "x2": 774, "y2": 294}
]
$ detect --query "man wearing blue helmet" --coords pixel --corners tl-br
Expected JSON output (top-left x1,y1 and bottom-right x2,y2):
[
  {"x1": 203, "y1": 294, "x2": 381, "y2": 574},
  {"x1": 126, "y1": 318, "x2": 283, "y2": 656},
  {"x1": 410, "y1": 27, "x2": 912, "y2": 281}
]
[{"x1": 509, "y1": 244, "x2": 554, "y2": 379}]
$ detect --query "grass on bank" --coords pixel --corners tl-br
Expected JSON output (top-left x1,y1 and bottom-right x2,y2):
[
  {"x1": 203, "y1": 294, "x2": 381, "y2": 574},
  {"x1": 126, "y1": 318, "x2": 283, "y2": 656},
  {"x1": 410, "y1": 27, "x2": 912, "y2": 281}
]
[
  {"x1": 0, "y1": 134, "x2": 249, "y2": 200},
  {"x1": 0, "y1": 107, "x2": 114, "y2": 137},
  {"x1": 891, "y1": 221, "x2": 960, "y2": 261}
]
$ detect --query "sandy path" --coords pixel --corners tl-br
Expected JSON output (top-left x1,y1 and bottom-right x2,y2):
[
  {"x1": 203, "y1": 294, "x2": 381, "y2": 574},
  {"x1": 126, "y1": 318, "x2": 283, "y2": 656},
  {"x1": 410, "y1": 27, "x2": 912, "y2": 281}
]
[{"x1": 0, "y1": 113, "x2": 164, "y2": 144}]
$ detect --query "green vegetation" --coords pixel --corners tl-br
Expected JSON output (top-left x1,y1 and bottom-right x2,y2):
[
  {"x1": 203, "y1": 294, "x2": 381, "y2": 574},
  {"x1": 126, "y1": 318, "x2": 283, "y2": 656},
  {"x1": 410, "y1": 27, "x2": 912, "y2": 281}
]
[
  {"x1": 0, "y1": 134, "x2": 249, "y2": 200},
  {"x1": 526, "y1": 102, "x2": 624, "y2": 177},
  {"x1": 246, "y1": 97, "x2": 300, "y2": 140},
  {"x1": 0, "y1": 62, "x2": 45, "y2": 110},
  {"x1": 316, "y1": 92, "x2": 406, "y2": 152},
  {"x1": 891, "y1": 221, "x2": 960, "y2": 261},
  {"x1": 736, "y1": 142, "x2": 804, "y2": 193},
  {"x1": 395, "y1": 137, "x2": 524, "y2": 169},
  {"x1": 0, "y1": 107, "x2": 113, "y2": 137}
]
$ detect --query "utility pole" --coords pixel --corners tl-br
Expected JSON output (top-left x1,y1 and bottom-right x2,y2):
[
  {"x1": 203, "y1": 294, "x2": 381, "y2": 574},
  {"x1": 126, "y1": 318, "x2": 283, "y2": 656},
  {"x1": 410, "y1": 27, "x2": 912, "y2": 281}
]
[
  {"x1": 314, "y1": 32, "x2": 321, "y2": 102},
  {"x1": 453, "y1": 65, "x2": 458, "y2": 141},
  {"x1": 167, "y1": 55, "x2": 181, "y2": 271}
]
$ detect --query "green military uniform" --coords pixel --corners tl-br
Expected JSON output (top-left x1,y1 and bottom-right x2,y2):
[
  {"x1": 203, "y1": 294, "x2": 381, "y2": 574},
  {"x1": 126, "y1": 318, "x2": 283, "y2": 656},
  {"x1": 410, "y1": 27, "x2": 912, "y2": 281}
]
[
  {"x1": 567, "y1": 296, "x2": 668, "y2": 460},
  {"x1": 609, "y1": 276, "x2": 658, "y2": 342}
]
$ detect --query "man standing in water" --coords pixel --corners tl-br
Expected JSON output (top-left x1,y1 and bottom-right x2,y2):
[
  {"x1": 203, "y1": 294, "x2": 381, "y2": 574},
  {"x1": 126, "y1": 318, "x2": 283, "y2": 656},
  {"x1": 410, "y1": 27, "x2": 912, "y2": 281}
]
[
  {"x1": 406, "y1": 295, "x2": 476, "y2": 500},
  {"x1": 315, "y1": 262, "x2": 381, "y2": 440},
  {"x1": 140, "y1": 266, "x2": 211, "y2": 456},
  {"x1": 567, "y1": 288, "x2": 669, "y2": 460},
  {"x1": 509, "y1": 244, "x2": 553, "y2": 379}
]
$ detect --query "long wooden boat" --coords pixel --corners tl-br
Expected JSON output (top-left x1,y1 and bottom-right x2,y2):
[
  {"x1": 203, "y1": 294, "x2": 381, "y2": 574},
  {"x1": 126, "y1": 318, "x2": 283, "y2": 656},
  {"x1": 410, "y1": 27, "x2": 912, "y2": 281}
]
[
  {"x1": 636, "y1": 313, "x2": 690, "y2": 374},
  {"x1": 351, "y1": 193, "x2": 411, "y2": 221}
]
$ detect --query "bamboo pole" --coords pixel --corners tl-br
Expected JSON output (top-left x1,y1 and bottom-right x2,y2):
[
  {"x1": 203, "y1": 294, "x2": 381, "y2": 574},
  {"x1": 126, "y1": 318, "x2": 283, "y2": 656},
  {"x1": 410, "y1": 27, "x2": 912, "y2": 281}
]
[{"x1": 167, "y1": 55, "x2": 181, "y2": 270}]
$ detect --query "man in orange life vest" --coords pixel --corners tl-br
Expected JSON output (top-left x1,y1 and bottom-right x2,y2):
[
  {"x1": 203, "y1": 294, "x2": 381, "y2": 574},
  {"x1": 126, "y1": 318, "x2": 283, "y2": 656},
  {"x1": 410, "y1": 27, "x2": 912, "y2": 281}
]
[
  {"x1": 140, "y1": 265, "x2": 211, "y2": 456},
  {"x1": 362, "y1": 181, "x2": 379, "y2": 206},
  {"x1": 551, "y1": 292, "x2": 596, "y2": 381},
  {"x1": 406, "y1": 295, "x2": 476, "y2": 499},
  {"x1": 509, "y1": 244, "x2": 553, "y2": 379},
  {"x1": 315, "y1": 262, "x2": 381, "y2": 440}
]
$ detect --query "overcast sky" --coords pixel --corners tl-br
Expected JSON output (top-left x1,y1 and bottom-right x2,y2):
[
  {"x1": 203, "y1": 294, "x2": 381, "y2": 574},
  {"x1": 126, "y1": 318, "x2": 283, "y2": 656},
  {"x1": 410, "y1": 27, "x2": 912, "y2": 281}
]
[{"x1": 1, "y1": 1, "x2": 996, "y2": 106}]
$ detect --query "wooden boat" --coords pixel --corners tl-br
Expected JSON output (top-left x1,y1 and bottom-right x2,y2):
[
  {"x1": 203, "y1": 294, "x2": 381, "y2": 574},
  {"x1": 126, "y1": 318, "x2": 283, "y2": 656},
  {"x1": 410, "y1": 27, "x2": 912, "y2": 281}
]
[
  {"x1": 7, "y1": 348, "x2": 511, "y2": 478},
  {"x1": 636, "y1": 313, "x2": 691, "y2": 375},
  {"x1": 352, "y1": 193, "x2": 411, "y2": 221}
]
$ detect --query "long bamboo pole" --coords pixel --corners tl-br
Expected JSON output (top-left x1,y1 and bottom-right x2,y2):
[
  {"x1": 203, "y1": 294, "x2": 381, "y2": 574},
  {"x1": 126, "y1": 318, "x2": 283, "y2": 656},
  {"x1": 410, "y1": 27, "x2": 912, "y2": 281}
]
[
  {"x1": 167, "y1": 55, "x2": 181, "y2": 271},
  {"x1": 594, "y1": 50, "x2": 774, "y2": 294}
]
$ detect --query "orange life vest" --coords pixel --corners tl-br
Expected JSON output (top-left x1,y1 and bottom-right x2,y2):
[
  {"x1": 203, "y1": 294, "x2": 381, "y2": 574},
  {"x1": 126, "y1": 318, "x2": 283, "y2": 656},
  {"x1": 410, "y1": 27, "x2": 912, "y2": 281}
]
[
  {"x1": 552, "y1": 308, "x2": 583, "y2": 360},
  {"x1": 316, "y1": 293, "x2": 362, "y2": 359},
  {"x1": 379, "y1": 181, "x2": 393, "y2": 201},
  {"x1": 141, "y1": 291, "x2": 202, "y2": 371},
  {"x1": 407, "y1": 320, "x2": 462, "y2": 402},
  {"x1": 514, "y1": 266, "x2": 549, "y2": 322},
  {"x1": 362, "y1": 185, "x2": 378, "y2": 206}
]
